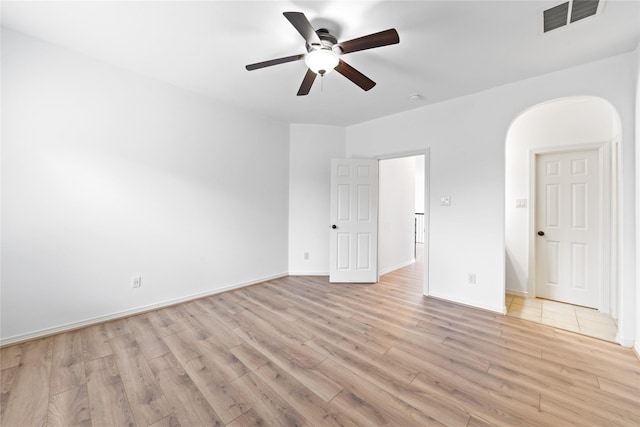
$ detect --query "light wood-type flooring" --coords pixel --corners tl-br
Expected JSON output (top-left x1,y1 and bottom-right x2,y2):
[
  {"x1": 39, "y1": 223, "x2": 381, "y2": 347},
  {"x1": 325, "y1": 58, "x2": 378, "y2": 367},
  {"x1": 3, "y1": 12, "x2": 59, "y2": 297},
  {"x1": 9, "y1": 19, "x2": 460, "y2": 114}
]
[{"x1": 2, "y1": 256, "x2": 640, "y2": 426}]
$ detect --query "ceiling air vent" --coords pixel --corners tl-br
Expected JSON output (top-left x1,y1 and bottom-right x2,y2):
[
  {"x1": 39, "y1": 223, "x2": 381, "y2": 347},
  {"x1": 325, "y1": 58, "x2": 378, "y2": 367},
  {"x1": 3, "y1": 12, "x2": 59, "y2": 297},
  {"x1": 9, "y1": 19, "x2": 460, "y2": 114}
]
[
  {"x1": 570, "y1": 0, "x2": 600, "y2": 23},
  {"x1": 544, "y1": 2, "x2": 570, "y2": 33},
  {"x1": 543, "y1": 0, "x2": 602, "y2": 33}
]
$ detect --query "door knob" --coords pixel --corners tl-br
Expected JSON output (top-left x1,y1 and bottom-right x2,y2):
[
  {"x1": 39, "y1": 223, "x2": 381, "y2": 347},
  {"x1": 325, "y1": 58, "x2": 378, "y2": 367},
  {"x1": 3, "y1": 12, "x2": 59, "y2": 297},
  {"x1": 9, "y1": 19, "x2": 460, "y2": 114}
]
[
  {"x1": 332, "y1": 224, "x2": 337, "y2": 229},
  {"x1": 537, "y1": 231, "x2": 545, "y2": 236}
]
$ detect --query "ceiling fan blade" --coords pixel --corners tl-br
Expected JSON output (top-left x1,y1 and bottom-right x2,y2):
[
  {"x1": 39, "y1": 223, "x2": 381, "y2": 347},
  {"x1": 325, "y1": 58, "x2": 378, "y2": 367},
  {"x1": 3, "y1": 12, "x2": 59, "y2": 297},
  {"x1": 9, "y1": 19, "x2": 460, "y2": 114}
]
[
  {"x1": 245, "y1": 54, "x2": 305, "y2": 71},
  {"x1": 297, "y1": 69, "x2": 317, "y2": 96},
  {"x1": 335, "y1": 60, "x2": 376, "y2": 91},
  {"x1": 336, "y1": 29, "x2": 399, "y2": 55},
  {"x1": 283, "y1": 12, "x2": 322, "y2": 46}
]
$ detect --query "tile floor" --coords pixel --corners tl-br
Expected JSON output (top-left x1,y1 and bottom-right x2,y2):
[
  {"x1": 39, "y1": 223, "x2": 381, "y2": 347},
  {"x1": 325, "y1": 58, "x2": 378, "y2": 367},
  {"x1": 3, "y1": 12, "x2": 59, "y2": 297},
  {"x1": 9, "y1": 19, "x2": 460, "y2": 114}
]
[{"x1": 505, "y1": 294, "x2": 618, "y2": 342}]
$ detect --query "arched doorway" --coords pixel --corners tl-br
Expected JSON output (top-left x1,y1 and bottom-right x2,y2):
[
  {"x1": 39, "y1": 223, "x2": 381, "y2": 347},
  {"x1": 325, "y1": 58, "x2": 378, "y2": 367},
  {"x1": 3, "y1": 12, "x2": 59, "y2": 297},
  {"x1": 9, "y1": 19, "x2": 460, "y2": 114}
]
[{"x1": 504, "y1": 96, "x2": 620, "y2": 342}]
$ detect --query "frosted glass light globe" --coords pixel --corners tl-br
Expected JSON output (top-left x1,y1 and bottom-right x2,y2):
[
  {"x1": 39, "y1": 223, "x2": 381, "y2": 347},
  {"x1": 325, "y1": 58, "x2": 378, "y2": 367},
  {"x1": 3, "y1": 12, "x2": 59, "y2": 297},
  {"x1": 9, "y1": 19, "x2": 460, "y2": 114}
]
[{"x1": 305, "y1": 49, "x2": 339, "y2": 75}]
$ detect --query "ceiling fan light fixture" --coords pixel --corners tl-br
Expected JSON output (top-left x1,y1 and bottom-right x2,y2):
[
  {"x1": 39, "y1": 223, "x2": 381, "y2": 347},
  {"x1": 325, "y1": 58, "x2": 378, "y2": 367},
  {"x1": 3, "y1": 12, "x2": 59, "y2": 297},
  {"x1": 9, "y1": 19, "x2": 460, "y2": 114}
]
[{"x1": 305, "y1": 48, "x2": 339, "y2": 75}]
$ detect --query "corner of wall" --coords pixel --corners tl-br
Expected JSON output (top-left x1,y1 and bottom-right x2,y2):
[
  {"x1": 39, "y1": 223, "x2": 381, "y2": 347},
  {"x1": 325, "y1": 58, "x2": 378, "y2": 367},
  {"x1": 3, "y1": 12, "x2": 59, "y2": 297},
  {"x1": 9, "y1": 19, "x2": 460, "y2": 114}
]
[{"x1": 635, "y1": 40, "x2": 640, "y2": 353}]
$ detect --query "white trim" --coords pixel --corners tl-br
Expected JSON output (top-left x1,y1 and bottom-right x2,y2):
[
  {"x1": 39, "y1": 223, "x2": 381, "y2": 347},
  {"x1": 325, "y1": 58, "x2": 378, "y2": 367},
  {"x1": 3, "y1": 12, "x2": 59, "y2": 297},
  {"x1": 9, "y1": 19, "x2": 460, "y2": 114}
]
[
  {"x1": 617, "y1": 334, "x2": 635, "y2": 349},
  {"x1": 0, "y1": 272, "x2": 288, "y2": 347},
  {"x1": 375, "y1": 149, "x2": 429, "y2": 161},
  {"x1": 379, "y1": 258, "x2": 416, "y2": 276},
  {"x1": 423, "y1": 149, "x2": 431, "y2": 297},
  {"x1": 373, "y1": 149, "x2": 431, "y2": 297},
  {"x1": 506, "y1": 289, "x2": 528, "y2": 297},
  {"x1": 289, "y1": 271, "x2": 329, "y2": 276},
  {"x1": 527, "y1": 142, "x2": 615, "y2": 318},
  {"x1": 428, "y1": 292, "x2": 505, "y2": 314}
]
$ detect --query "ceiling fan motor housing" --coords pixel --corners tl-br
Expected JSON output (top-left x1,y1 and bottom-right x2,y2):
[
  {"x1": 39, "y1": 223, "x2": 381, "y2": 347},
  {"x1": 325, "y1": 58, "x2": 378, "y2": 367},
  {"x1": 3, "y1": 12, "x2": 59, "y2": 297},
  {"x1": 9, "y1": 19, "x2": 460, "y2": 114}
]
[{"x1": 306, "y1": 28, "x2": 340, "y2": 53}]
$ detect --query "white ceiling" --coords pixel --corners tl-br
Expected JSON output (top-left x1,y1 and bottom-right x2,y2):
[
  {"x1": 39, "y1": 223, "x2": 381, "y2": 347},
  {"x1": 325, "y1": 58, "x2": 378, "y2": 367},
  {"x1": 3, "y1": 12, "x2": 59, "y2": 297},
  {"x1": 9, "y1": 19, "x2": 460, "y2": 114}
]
[{"x1": 2, "y1": 1, "x2": 639, "y2": 126}]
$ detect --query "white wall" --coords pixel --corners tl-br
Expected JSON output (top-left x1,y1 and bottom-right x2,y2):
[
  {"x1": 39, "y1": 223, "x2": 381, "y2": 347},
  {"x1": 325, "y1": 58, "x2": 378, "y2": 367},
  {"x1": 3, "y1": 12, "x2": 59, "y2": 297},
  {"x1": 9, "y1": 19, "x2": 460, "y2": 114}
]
[
  {"x1": 415, "y1": 155, "x2": 425, "y2": 214},
  {"x1": 505, "y1": 97, "x2": 618, "y2": 296},
  {"x1": 1, "y1": 29, "x2": 290, "y2": 343},
  {"x1": 288, "y1": 124, "x2": 345, "y2": 275},
  {"x1": 378, "y1": 157, "x2": 416, "y2": 275},
  {"x1": 346, "y1": 51, "x2": 637, "y2": 340}
]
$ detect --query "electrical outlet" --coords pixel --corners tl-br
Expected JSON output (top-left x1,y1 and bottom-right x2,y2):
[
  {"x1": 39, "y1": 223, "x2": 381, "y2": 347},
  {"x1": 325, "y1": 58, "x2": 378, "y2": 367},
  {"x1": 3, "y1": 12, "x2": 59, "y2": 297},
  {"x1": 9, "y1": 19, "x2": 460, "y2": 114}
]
[
  {"x1": 132, "y1": 276, "x2": 142, "y2": 288},
  {"x1": 468, "y1": 273, "x2": 477, "y2": 284},
  {"x1": 304, "y1": 252, "x2": 310, "y2": 260}
]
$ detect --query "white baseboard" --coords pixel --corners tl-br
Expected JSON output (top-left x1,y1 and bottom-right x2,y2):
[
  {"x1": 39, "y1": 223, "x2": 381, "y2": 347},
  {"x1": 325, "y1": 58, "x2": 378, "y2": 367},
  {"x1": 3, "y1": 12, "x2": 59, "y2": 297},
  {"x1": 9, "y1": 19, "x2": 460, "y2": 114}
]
[
  {"x1": 506, "y1": 289, "x2": 528, "y2": 297},
  {"x1": 634, "y1": 342, "x2": 640, "y2": 360},
  {"x1": 426, "y1": 291, "x2": 505, "y2": 314},
  {"x1": 379, "y1": 259, "x2": 416, "y2": 276},
  {"x1": 0, "y1": 272, "x2": 288, "y2": 347},
  {"x1": 288, "y1": 271, "x2": 329, "y2": 276},
  {"x1": 616, "y1": 333, "x2": 635, "y2": 349}
]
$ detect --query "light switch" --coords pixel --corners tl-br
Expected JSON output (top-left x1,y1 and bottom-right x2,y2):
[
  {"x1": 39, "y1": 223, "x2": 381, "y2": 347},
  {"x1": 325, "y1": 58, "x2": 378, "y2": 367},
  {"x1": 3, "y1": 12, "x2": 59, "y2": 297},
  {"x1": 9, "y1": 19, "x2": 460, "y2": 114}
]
[
  {"x1": 440, "y1": 196, "x2": 451, "y2": 206},
  {"x1": 516, "y1": 199, "x2": 528, "y2": 208}
]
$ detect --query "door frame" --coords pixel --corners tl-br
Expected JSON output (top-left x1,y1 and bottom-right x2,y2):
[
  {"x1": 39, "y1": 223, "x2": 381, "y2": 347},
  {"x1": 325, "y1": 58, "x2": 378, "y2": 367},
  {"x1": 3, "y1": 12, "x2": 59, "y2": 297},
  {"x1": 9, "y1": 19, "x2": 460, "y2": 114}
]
[
  {"x1": 527, "y1": 141, "x2": 617, "y2": 314},
  {"x1": 376, "y1": 149, "x2": 431, "y2": 296}
]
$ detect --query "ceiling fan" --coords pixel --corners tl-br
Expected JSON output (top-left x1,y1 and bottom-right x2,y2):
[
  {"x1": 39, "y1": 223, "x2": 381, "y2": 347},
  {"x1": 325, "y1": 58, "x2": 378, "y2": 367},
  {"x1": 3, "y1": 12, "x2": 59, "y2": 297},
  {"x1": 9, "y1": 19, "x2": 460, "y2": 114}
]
[{"x1": 245, "y1": 12, "x2": 399, "y2": 96}]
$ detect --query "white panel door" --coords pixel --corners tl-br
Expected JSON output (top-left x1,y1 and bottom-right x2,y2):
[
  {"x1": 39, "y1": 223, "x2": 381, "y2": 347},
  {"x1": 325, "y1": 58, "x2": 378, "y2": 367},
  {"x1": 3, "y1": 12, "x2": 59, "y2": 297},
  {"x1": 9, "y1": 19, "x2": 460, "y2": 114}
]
[
  {"x1": 329, "y1": 159, "x2": 378, "y2": 283},
  {"x1": 535, "y1": 149, "x2": 600, "y2": 308}
]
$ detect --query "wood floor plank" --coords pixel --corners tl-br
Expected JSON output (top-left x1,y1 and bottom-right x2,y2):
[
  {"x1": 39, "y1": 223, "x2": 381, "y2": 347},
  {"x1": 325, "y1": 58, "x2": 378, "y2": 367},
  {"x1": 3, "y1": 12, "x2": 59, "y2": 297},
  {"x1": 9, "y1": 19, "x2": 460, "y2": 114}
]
[
  {"x1": 237, "y1": 286, "x2": 299, "y2": 323},
  {"x1": 182, "y1": 352, "x2": 251, "y2": 423},
  {"x1": 50, "y1": 331, "x2": 85, "y2": 396},
  {"x1": 443, "y1": 334, "x2": 601, "y2": 389},
  {"x1": 109, "y1": 333, "x2": 172, "y2": 426},
  {"x1": 80, "y1": 324, "x2": 112, "y2": 361},
  {"x1": 234, "y1": 309, "x2": 324, "y2": 369},
  {"x1": 1, "y1": 338, "x2": 53, "y2": 427},
  {"x1": 538, "y1": 393, "x2": 636, "y2": 426},
  {"x1": 147, "y1": 352, "x2": 225, "y2": 426},
  {"x1": 231, "y1": 372, "x2": 311, "y2": 427},
  {"x1": 182, "y1": 301, "x2": 244, "y2": 348},
  {"x1": 194, "y1": 298, "x2": 242, "y2": 330},
  {"x1": 161, "y1": 329, "x2": 205, "y2": 363},
  {"x1": 317, "y1": 358, "x2": 450, "y2": 427},
  {"x1": 487, "y1": 361, "x2": 640, "y2": 422},
  {"x1": 127, "y1": 314, "x2": 171, "y2": 360},
  {"x1": 0, "y1": 344, "x2": 23, "y2": 370},
  {"x1": 294, "y1": 314, "x2": 389, "y2": 356},
  {"x1": 146, "y1": 308, "x2": 186, "y2": 337},
  {"x1": 541, "y1": 347, "x2": 640, "y2": 389},
  {"x1": 303, "y1": 325, "x2": 419, "y2": 384},
  {"x1": 387, "y1": 346, "x2": 540, "y2": 409},
  {"x1": 308, "y1": 337, "x2": 471, "y2": 426},
  {"x1": 148, "y1": 414, "x2": 182, "y2": 427},
  {"x1": 233, "y1": 326, "x2": 342, "y2": 403},
  {"x1": 598, "y1": 376, "x2": 640, "y2": 403},
  {"x1": 0, "y1": 366, "x2": 18, "y2": 421},
  {"x1": 46, "y1": 385, "x2": 91, "y2": 427},
  {"x1": 225, "y1": 408, "x2": 266, "y2": 427},
  {"x1": 253, "y1": 361, "x2": 359, "y2": 427},
  {"x1": 104, "y1": 318, "x2": 131, "y2": 339},
  {"x1": 235, "y1": 295, "x2": 314, "y2": 342},
  {"x1": 84, "y1": 355, "x2": 135, "y2": 427},
  {"x1": 229, "y1": 342, "x2": 270, "y2": 372},
  {"x1": 411, "y1": 371, "x2": 561, "y2": 426}
]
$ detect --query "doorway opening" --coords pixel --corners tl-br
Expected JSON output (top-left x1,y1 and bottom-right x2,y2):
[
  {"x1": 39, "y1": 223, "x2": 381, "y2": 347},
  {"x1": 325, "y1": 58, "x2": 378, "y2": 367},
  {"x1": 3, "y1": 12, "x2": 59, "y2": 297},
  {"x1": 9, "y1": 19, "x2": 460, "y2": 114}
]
[
  {"x1": 504, "y1": 96, "x2": 620, "y2": 342},
  {"x1": 378, "y1": 153, "x2": 428, "y2": 292}
]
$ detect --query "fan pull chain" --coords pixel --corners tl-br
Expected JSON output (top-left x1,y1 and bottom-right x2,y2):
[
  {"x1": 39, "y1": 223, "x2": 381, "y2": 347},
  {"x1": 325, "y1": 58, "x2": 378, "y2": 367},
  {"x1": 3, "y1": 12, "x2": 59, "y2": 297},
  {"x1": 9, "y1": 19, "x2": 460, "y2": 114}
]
[{"x1": 321, "y1": 74, "x2": 324, "y2": 93}]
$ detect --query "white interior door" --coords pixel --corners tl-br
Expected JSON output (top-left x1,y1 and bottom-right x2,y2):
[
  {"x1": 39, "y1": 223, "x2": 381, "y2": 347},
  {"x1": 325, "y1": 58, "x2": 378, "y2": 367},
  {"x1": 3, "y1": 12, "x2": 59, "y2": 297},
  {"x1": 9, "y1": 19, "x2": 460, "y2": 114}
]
[
  {"x1": 535, "y1": 149, "x2": 600, "y2": 308},
  {"x1": 329, "y1": 159, "x2": 378, "y2": 283}
]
